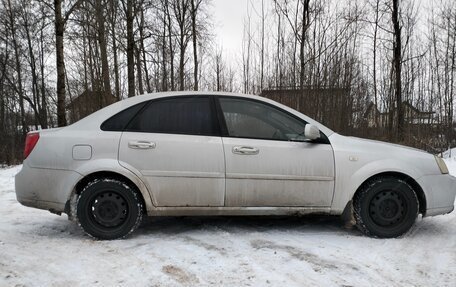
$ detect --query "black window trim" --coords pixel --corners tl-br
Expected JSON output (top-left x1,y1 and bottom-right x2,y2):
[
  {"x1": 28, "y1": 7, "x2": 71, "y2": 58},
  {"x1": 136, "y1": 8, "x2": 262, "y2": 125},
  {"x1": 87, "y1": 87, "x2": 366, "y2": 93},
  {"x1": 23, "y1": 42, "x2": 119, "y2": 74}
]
[
  {"x1": 214, "y1": 95, "x2": 330, "y2": 144},
  {"x1": 100, "y1": 101, "x2": 149, "y2": 132},
  {"x1": 100, "y1": 94, "x2": 329, "y2": 144},
  {"x1": 122, "y1": 95, "x2": 222, "y2": 137}
]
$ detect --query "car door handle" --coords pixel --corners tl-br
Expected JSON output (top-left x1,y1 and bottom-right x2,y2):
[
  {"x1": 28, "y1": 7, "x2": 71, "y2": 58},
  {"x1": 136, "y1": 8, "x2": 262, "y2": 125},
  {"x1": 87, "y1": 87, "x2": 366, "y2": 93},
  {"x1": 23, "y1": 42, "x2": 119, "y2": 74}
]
[
  {"x1": 232, "y1": 146, "x2": 259, "y2": 155},
  {"x1": 128, "y1": 141, "x2": 156, "y2": 149}
]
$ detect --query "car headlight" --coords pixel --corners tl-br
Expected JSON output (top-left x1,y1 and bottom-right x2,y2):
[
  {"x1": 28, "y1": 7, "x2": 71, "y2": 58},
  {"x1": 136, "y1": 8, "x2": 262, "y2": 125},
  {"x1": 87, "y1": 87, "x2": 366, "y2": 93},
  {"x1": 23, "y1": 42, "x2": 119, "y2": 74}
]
[{"x1": 434, "y1": 155, "x2": 449, "y2": 174}]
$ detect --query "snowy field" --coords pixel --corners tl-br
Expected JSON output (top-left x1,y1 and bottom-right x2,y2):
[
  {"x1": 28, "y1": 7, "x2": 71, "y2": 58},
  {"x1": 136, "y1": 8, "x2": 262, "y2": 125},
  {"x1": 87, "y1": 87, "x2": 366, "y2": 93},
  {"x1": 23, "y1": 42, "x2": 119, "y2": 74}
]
[{"x1": 0, "y1": 162, "x2": 455, "y2": 287}]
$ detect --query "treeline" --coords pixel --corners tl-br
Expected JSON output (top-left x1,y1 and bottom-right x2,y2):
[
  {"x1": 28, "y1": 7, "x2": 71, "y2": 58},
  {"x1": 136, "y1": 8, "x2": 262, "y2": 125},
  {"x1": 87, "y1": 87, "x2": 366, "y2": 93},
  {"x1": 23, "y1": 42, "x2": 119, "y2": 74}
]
[
  {"x1": 0, "y1": 0, "x2": 218, "y2": 164},
  {"x1": 0, "y1": 0, "x2": 456, "y2": 164},
  {"x1": 241, "y1": 0, "x2": 456, "y2": 150}
]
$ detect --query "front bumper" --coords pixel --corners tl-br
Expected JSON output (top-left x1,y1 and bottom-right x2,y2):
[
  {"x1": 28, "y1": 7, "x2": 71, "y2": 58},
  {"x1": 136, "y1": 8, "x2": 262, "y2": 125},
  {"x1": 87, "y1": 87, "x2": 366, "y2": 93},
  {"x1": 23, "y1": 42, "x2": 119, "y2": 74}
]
[
  {"x1": 15, "y1": 163, "x2": 81, "y2": 213},
  {"x1": 417, "y1": 174, "x2": 456, "y2": 217}
]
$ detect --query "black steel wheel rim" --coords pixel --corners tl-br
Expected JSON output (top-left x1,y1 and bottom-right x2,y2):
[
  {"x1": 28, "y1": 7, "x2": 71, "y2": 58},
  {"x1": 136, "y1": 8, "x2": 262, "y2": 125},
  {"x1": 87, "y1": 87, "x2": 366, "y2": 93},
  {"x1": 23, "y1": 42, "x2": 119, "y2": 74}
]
[
  {"x1": 369, "y1": 190, "x2": 406, "y2": 227},
  {"x1": 90, "y1": 191, "x2": 128, "y2": 228}
]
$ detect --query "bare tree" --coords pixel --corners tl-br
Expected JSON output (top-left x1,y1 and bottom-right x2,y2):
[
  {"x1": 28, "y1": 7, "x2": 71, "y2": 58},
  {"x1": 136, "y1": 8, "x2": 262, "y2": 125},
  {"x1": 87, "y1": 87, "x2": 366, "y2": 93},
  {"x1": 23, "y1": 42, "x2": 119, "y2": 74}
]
[
  {"x1": 54, "y1": 0, "x2": 84, "y2": 126},
  {"x1": 299, "y1": 0, "x2": 311, "y2": 90},
  {"x1": 95, "y1": 0, "x2": 112, "y2": 105},
  {"x1": 165, "y1": 0, "x2": 176, "y2": 91},
  {"x1": 173, "y1": 0, "x2": 191, "y2": 91},
  {"x1": 122, "y1": 0, "x2": 136, "y2": 97},
  {"x1": 391, "y1": 0, "x2": 403, "y2": 140},
  {"x1": 4, "y1": 0, "x2": 26, "y2": 136},
  {"x1": 108, "y1": 0, "x2": 121, "y2": 100},
  {"x1": 190, "y1": 0, "x2": 200, "y2": 90}
]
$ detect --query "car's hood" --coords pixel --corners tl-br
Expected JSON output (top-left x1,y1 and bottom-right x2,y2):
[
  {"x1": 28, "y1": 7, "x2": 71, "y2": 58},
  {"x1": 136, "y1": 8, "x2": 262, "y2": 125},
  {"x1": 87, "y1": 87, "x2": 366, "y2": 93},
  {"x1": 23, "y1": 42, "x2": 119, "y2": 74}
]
[
  {"x1": 346, "y1": 136, "x2": 429, "y2": 155},
  {"x1": 329, "y1": 133, "x2": 441, "y2": 177},
  {"x1": 330, "y1": 133, "x2": 436, "y2": 163}
]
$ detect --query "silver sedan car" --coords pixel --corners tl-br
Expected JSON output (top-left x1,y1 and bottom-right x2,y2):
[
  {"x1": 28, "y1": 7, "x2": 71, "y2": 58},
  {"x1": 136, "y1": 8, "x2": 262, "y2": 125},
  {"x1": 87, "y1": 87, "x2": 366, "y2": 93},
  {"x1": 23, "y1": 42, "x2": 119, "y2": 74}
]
[{"x1": 15, "y1": 92, "x2": 456, "y2": 239}]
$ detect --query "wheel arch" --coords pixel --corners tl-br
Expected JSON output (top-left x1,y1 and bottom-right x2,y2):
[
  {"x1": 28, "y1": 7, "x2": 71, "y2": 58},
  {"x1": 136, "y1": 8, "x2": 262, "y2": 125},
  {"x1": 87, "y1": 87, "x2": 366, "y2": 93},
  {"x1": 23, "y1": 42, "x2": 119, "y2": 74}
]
[
  {"x1": 65, "y1": 169, "x2": 152, "y2": 219},
  {"x1": 352, "y1": 171, "x2": 426, "y2": 215}
]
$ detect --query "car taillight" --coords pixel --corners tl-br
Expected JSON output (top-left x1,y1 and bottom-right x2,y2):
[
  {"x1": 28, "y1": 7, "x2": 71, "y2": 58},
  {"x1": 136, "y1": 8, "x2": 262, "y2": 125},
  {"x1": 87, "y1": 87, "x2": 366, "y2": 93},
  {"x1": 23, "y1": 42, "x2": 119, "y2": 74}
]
[{"x1": 24, "y1": 132, "x2": 40, "y2": 159}]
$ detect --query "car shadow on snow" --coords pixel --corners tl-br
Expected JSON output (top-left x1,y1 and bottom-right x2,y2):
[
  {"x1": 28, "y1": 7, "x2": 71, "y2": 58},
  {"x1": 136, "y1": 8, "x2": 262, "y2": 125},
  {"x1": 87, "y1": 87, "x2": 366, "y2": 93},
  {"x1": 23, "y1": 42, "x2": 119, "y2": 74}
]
[
  {"x1": 132, "y1": 213, "x2": 454, "y2": 240},
  {"x1": 27, "y1": 213, "x2": 452, "y2": 240},
  {"x1": 22, "y1": 214, "x2": 360, "y2": 241},
  {"x1": 134, "y1": 215, "x2": 360, "y2": 237}
]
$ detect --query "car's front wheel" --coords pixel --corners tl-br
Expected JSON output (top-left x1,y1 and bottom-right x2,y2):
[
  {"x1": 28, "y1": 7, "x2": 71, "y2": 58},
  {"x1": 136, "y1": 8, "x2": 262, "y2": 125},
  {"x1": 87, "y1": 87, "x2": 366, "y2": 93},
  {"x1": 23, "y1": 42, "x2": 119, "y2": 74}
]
[
  {"x1": 353, "y1": 176, "x2": 419, "y2": 238},
  {"x1": 77, "y1": 178, "x2": 143, "y2": 240}
]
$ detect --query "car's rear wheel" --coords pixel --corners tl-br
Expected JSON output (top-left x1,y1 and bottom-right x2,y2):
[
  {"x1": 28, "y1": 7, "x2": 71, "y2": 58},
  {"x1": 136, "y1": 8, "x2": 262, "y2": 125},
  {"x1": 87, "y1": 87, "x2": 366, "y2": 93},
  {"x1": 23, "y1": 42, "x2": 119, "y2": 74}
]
[
  {"x1": 77, "y1": 178, "x2": 143, "y2": 240},
  {"x1": 353, "y1": 176, "x2": 419, "y2": 238}
]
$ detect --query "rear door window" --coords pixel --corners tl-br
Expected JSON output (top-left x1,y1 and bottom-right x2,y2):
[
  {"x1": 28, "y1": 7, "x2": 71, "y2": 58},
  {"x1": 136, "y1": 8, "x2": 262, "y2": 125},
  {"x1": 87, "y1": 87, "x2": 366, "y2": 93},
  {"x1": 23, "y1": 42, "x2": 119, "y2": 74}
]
[{"x1": 126, "y1": 96, "x2": 220, "y2": 136}]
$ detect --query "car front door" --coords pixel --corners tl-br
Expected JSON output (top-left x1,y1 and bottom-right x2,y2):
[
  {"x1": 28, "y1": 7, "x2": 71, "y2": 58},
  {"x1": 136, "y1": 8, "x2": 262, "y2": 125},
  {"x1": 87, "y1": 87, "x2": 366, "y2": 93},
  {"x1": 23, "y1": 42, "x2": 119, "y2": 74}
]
[
  {"x1": 118, "y1": 95, "x2": 225, "y2": 207},
  {"x1": 217, "y1": 96, "x2": 335, "y2": 207}
]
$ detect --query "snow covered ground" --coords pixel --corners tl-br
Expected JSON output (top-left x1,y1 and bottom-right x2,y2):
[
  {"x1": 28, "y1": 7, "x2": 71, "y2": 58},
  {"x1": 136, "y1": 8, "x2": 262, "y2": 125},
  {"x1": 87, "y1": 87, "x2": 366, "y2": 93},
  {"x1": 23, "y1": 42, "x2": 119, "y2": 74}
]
[{"x1": 0, "y1": 164, "x2": 455, "y2": 287}]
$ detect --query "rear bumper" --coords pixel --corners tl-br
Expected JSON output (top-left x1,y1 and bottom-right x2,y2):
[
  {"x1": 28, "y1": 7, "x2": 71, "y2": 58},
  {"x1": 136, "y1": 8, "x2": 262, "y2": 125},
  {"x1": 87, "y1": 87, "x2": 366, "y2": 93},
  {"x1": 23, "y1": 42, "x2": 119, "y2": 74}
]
[
  {"x1": 417, "y1": 174, "x2": 456, "y2": 217},
  {"x1": 16, "y1": 197, "x2": 65, "y2": 213},
  {"x1": 15, "y1": 163, "x2": 81, "y2": 213}
]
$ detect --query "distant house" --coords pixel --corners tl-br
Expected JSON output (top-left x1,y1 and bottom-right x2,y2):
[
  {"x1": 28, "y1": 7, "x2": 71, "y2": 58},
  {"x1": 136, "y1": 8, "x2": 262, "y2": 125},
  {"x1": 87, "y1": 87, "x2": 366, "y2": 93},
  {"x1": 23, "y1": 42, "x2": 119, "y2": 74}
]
[
  {"x1": 364, "y1": 102, "x2": 388, "y2": 128},
  {"x1": 67, "y1": 90, "x2": 116, "y2": 123},
  {"x1": 260, "y1": 87, "x2": 351, "y2": 134},
  {"x1": 402, "y1": 101, "x2": 435, "y2": 125},
  {"x1": 364, "y1": 101, "x2": 435, "y2": 128}
]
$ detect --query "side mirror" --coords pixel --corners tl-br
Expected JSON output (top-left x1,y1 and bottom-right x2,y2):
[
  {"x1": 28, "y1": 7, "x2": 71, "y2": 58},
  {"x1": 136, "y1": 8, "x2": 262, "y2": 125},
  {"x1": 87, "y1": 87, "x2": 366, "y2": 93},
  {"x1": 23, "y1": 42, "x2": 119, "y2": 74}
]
[{"x1": 304, "y1": 124, "x2": 320, "y2": 140}]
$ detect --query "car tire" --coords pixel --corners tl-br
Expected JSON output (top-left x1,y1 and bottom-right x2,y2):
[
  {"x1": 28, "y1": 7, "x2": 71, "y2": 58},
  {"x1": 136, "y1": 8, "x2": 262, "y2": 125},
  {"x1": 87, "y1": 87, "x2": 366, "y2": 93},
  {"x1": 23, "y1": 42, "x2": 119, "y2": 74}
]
[
  {"x1": 353, "y1": 176, "x2": 419, "y2": 238},
  {"x1": 76, "y1": 178, "x2": 143, "y2": 240}
]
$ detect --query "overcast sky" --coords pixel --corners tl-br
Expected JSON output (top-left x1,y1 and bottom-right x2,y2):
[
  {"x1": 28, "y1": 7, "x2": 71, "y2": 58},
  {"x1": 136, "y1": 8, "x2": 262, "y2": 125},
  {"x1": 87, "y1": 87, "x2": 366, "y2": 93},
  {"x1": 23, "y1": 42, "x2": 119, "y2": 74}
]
[
  {"x1": 211, "y1": 0, "x2": 429, "y2": 58},
  {"x1": 212, "y1": 0, "x2": 251, "y2": 60}
]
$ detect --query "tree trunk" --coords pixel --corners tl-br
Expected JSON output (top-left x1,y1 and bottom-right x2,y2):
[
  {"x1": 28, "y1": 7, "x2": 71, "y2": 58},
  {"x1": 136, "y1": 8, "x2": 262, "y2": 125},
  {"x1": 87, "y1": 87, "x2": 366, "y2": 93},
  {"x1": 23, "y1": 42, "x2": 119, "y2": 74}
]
[
  {"x1": 23, "y1": 9, "x2": 42, "y2": 129},
  {"x1": 274, "y1": 1, "x2": 281, "y2": 88},
  {"x1": 392, "y1": 0, "x2": 403, "y2": 141},
  {"x1": 0, "y1": 27, "x2": 10, "y2": 137},
  {"x1": 161, "y1": 11, "x2": 168, "y2": 91},
  {"x1": 299, "y1": 0, "x2": 311, "y2": 90},
  {"x1": 110, "y1": 0, "x2": 121, "y2": 100},
  {"x1": 215, "y1": 50, "x2": 222, "y2": 91},
  {"x1": 260, "y1": 0, "x2": 265, "y2": 90},
  {"x1": 179, "y1": 33, "x2": 186, "y2": 91},
  {"x1": 191, "y1": 0, "x2": 199, "y2": 91},
  {"x1": 55, "y1": 0, "x2": 67, "y2": 126},
  {"x1": 175, "y1": 0, "x2": 190, "y2": 91},
  {"x1": 165, "y1": 0, "x2": 175, "y2": 90},
  {"x1": 39, "y1": 6, "x2": 48, "y2": 129},
  {"x1": 7, "y1": 0, "x2": 27, "y2": 135},
  {"x1": 95, "y1": 0, "x2": 112, "y2": 105},
  {"x1": 136, "y1": 46, "x2": 144, "y2": 95},
  {"x1": 373, "y1": 0, "x2": 380, "y2": 128},
  {"x1": 138, "y1": 9, "x2": 151, "y2": 93},
  {"x1": 126, "y1": 0, "x2": 135, "y2": 97}
]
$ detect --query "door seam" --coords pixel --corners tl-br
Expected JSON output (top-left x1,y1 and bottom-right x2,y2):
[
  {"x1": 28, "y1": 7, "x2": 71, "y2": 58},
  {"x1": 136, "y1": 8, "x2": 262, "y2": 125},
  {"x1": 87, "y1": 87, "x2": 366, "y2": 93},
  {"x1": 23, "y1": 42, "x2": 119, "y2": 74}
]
[{"x1": 221, "y1": 137, "x2": 227, "y2": 206}]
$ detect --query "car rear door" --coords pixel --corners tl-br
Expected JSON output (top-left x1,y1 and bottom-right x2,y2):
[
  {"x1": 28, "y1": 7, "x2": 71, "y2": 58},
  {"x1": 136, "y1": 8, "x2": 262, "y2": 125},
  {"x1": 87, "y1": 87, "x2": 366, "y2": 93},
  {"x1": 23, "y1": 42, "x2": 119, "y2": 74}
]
[
  {"x1": 217, "y1": 96, "x2": 335, "y2": 207},
  {"x1": 118, "y1": 95, "x2": 225, "y2": 207}
]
